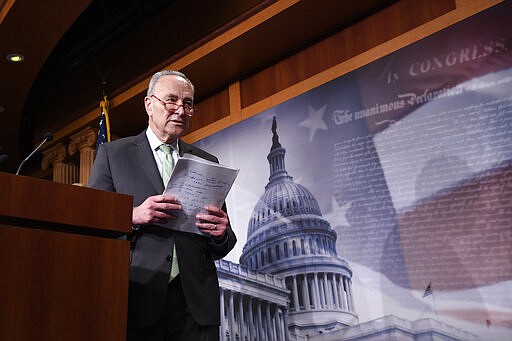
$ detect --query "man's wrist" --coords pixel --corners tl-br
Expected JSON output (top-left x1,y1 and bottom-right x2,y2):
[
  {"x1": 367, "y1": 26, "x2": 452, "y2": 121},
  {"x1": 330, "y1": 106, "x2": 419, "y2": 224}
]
[{"x1": 212, "y1": 232, "x2": 228, "y2": 244}]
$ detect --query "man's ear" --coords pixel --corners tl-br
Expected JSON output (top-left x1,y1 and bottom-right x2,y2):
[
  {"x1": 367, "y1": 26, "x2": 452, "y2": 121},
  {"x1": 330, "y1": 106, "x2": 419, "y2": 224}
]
[{"x1": 144, "y1": 96, "x2": 152, "y2": 116}]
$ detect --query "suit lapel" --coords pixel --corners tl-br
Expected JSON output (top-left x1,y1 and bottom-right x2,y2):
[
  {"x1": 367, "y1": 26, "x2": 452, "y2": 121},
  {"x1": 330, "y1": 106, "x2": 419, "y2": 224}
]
[
  {"x1": 132, "y1": 137, "x2": 201, "y2": 195},
  {"x1": 178, "y1": 139, "x2": 194, "y2": 157},
  {"x1": 135, "y1": 131, "x2": 165, "y2": 194}
]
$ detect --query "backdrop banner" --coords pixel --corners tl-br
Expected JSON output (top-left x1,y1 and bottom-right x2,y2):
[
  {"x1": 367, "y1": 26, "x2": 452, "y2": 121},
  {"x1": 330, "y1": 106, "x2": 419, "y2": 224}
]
[{"x1": 198, "y1": 2, "x2": 512, "y2": 340}]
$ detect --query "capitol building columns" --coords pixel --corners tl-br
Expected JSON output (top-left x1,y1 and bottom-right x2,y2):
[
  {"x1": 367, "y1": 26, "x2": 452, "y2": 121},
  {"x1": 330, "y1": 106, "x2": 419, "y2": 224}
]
[
  {"x1": 313, "y1": 273, "x2": 321, "y2": 309},
  {"x1": 217, "y1": 269, "x2": 290, "y2": 341},
  {"x1": 285, "y1": 271, "x2": 355, "y2": 317},
  {"x1": 291, "y1": 276, "x2": 300, "y2": 311}
]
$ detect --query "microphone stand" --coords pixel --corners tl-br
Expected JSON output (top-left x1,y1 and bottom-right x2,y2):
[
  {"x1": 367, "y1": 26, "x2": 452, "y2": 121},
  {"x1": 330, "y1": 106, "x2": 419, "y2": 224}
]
[{"x1": 16, "y1": 133, "x2": 53, "y2": 175}]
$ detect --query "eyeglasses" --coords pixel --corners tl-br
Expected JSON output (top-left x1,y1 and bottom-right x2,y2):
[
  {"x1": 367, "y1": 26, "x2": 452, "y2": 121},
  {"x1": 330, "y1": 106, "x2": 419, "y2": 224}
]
[{"x1": 150, "y1": 95, "x2": 195, "y2": 116}]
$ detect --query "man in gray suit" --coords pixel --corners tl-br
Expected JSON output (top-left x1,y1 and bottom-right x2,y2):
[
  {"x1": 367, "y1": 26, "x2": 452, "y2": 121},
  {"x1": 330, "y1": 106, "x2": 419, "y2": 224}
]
[{"x1": 88, "y1": 70, "x2": 236, "y2": 341}]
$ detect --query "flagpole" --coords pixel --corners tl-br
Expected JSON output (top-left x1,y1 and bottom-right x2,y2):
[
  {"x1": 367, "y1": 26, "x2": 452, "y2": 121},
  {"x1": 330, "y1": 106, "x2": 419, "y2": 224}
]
[
  {"x1": 431, "y1": 289, "x2": 439, "y2": 320},
  {"x1": 94, "y1": 72, "x2": 111, "y2": 159},
  {"x1": 422, "y1": 281, "x2": 438, "y2": 320},
  {"x1": 486, "y1": 319, "x2": 494, "y2": 341}
]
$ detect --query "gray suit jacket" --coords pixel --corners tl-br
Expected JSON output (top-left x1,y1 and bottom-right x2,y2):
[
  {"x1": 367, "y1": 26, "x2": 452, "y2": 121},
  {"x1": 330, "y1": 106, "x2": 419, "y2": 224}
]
[{"x1": 88, "y1": 130, "x2": 236, "y2": 327}]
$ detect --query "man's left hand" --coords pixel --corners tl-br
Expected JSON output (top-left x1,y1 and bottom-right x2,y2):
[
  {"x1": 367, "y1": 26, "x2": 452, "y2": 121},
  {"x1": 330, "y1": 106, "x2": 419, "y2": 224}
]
[{"x1": 196, "y1": 205, "x2": 229, "y2": 240}]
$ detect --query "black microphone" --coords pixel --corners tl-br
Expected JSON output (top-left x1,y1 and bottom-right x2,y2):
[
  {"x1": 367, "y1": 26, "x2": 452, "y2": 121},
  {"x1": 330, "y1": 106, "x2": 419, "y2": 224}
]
[
  {"x1": 0, "y1": 154, "x2": 7, "y2": 166},
  {"x1": 16, "y1": 132, "x2": 53, "y2": 175}
]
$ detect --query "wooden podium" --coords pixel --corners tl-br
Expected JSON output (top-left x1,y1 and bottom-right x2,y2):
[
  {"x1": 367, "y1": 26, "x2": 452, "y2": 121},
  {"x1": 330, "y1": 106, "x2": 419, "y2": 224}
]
[{"x1": 0, "y1": 172, "x2": 133, "y2": 341}]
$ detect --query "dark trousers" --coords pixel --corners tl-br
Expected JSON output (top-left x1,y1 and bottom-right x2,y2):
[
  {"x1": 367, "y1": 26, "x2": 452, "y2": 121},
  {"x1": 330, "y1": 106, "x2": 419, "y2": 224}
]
[{"x1": 127, "y1": 276, "x2": 219, "y2": 341}]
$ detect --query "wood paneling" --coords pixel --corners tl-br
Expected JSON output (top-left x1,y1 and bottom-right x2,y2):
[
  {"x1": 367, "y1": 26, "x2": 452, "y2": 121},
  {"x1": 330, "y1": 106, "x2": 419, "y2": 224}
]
[
  {"x1": 21, "y1": 0, "x2": 504, "y2": 172},
  {"x1": 190, "y1": 88, "x2": 231, "y2": 133},
  {"x1": 184, "y1": 0, "x2": 502, "y2": 144},
  {"x1": 239, "y1": 0, "x2": 456, "y2": 108},
  {"x1": 0, "y1": 225, "x2": 129, "y2": 341},
  {"x1": 0, "y1": 173, "x2": 132, "y2": 340},
  {"x1": 0, "y1": 173, "x2": 132, "y2": 234}
]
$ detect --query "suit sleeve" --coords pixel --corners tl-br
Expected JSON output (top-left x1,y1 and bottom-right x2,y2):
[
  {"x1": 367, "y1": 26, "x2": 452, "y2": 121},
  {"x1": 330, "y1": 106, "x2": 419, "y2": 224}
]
[
  {"x1": 209, "y1": 225, "x2": 237, "y2": 258},
  {"x1": 88, "y1": 144, "x2": 115, "y2": 192},
  {"x1": 206, "y1": 200, "x2": 237, "y2": 260}
]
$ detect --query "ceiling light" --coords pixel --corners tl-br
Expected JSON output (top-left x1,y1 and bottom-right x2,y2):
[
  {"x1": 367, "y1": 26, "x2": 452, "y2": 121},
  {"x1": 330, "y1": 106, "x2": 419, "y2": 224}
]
[{"x1": 6, "y1": 53, "x2": 24, "y2": 63}]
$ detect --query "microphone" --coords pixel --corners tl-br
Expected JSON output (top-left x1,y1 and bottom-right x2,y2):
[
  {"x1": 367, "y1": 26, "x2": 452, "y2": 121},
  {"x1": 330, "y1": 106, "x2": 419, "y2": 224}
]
[
  {"x1": 0, "y1": 154, "x2": 7, "y2": 166},
  {"x1": 16, "y1": 132, "x2": 53, "y2": 175}
]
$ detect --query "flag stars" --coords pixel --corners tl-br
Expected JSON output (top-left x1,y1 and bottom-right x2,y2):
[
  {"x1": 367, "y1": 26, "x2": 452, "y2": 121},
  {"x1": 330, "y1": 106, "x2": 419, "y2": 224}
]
[{"x1": 299, "y1": 104, "x2": 328, "y2": 142}]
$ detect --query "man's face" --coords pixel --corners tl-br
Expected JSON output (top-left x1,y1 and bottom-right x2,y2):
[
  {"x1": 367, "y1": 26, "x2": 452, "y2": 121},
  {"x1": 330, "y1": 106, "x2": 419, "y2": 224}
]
[{"x1": 145, "y1": 75, "x2": 194, "y2": 143}]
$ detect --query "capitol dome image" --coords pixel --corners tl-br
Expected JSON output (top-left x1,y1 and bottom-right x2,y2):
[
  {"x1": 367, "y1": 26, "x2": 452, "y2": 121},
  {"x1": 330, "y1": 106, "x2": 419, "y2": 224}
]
[{"x1": 213, "y1": 117, "x2": 476, "y2": 341}]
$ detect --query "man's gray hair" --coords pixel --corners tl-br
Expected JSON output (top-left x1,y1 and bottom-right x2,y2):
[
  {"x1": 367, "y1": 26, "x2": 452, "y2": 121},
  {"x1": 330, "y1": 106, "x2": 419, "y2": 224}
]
[{"x1": 147, "y1": 70, "x2": 195, "y2": 96}]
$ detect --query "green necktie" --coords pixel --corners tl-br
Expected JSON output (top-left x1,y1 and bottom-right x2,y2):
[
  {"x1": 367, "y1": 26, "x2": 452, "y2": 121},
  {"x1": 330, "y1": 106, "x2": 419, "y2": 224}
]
[
  {"x1": 159, "y1": 144, "x2": 179, "y2": 282},
  {"x1": 159, "y1": 144, "x2": 174, "y2": 186}
]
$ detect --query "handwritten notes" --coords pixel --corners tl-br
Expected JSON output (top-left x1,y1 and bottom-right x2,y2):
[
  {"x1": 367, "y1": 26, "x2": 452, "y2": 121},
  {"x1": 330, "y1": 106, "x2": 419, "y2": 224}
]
[{"x1": 160, "y1": 155, "x2": 239, "y2": 235}]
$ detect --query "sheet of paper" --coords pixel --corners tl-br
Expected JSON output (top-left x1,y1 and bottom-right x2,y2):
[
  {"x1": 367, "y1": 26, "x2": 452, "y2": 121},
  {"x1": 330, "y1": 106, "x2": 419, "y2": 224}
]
[{"x1": 158, "y1": 155, "x2": 239, "y2": 235}]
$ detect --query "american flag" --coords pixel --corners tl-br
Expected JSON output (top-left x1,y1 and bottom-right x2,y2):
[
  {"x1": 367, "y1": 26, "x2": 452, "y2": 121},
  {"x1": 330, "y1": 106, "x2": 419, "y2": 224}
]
[
  {"x1": 422, "y1": 282, "x2": 433, "y2": 298},
  {"x1": 95, "y1": 95, "x2": 111, "y2": 156}
]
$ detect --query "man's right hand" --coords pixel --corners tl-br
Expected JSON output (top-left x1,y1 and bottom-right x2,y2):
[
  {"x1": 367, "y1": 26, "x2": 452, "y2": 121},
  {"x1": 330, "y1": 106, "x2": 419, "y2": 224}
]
[{"x1": 132, "y1": 194, "x2": 182, "y2": 225}]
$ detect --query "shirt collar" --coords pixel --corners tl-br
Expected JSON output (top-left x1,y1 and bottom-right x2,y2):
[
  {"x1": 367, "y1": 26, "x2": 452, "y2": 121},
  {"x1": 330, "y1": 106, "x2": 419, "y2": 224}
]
[{"x1": 146, "y1": 126, "x2": 179, "y2": 153}]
